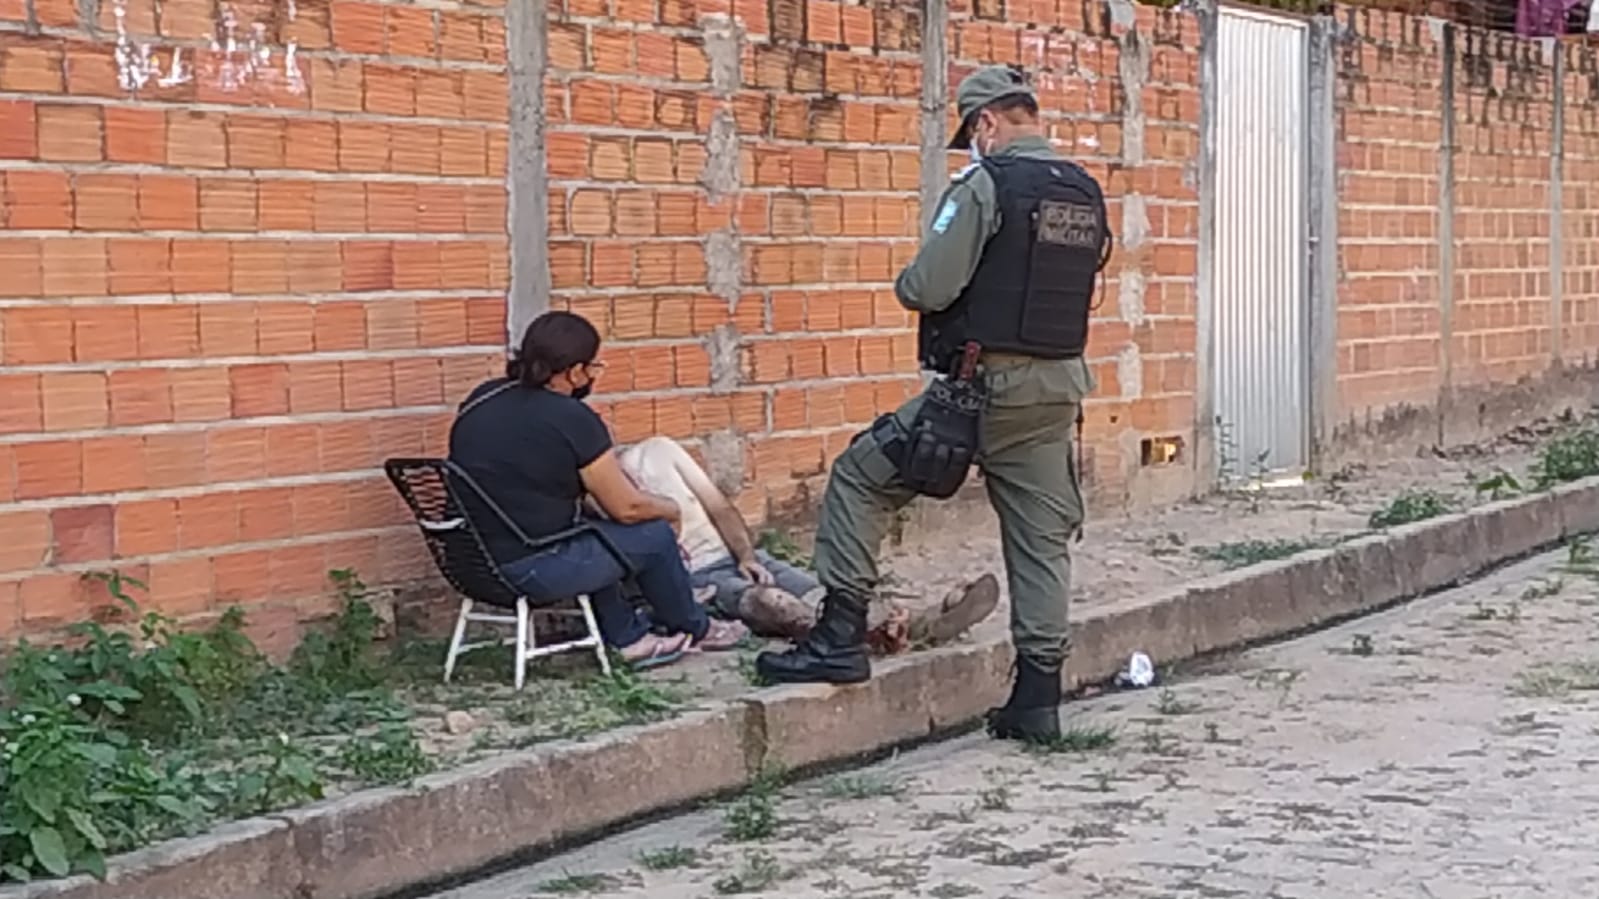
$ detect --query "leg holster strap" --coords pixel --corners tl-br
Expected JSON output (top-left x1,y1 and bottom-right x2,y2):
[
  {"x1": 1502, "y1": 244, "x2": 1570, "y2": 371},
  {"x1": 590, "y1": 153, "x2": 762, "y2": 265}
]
[{"x1": 870, "y1": 376, "x2": 986, "y2": 500}]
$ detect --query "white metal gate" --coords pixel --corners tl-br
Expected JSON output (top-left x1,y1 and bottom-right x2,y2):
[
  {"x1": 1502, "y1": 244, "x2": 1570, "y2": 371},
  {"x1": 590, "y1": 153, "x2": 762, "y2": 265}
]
[{"x1": 1213, "y1": 7, "x2": 1310, "y2": 479}]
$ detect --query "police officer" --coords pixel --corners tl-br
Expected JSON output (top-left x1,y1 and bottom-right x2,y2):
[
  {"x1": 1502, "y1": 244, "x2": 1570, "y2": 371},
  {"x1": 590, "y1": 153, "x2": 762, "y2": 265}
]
[{"x1": 755, "y1": 65, "x2": 1110, "y2": 745}]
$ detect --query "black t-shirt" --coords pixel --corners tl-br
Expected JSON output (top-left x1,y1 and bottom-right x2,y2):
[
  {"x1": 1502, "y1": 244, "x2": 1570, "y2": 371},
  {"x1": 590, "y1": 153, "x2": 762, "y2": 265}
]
[{"x1": 447, "y1": 378, "x2": 613, "y2": 565}]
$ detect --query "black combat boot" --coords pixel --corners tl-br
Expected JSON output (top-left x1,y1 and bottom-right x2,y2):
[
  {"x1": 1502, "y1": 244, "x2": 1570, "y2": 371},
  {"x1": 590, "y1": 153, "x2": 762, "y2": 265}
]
[
  {"x1": 984, "y1": 654, "x2": 1062, "y2": 743},
  {"x1": 754, "y1": 590, "x2": 871, "y2": 685}
]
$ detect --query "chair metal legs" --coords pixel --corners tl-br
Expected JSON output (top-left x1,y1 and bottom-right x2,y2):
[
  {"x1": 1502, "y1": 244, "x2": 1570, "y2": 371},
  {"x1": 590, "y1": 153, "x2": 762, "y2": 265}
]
[
  {"x1": 514, "y1": 598, "x2": 530, "y2": 691},
  {"x1": 576, "y1": 594, "x2": 612, "y2": 677},
  {"x1": 440, "y1": 595, "x2": 611, "y2": 688},
  {"x1": 443, "y1": 599, "x2": 474, "y2": 684}
]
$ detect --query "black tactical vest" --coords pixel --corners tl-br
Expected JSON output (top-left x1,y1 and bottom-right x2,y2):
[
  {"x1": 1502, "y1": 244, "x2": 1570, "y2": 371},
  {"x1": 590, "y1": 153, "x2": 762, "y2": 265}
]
[{"x1": 918, "y1": 156, "x2": 1111, "y2": 372}]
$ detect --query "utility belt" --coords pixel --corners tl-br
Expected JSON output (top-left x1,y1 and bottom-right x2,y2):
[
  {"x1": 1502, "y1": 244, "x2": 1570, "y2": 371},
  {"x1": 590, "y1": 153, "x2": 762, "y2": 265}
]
[{"x1": 872, "y1": 342, "x2": 988, "y2": 500}]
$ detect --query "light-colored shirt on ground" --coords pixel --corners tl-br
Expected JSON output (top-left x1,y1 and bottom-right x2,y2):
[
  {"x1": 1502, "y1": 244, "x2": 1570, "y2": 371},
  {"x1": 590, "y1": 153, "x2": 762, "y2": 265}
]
[{"x1": 615, "y1": 437, "x2": 731, "y2": 572}]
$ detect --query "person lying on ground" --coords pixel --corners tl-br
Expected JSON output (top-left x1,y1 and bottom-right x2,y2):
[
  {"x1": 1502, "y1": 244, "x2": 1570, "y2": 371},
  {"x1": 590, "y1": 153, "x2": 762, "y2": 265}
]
[
  {"x1": 447, "y1": 311, "x2": 748, "y2": 669},
  {"x1": 614, "y1": 436, "x2": 1001, "y2": 654}
]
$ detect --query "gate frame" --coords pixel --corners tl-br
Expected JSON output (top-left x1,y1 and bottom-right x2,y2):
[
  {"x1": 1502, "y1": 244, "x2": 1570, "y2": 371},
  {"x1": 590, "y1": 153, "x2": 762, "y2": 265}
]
[{"x1": 1196, "y1": 1, "x2": 1336, "y2": 490}]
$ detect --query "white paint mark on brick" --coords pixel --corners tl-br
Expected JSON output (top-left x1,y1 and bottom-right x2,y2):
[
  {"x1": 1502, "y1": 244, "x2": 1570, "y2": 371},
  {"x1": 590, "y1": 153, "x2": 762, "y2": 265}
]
[
  {"x1": 1117, "y1": 342, "x2": 1143, "y2": 400},
  {"x1": 112, "y1": 0, "x2": 304, "y2": 95},
  {"x1": 1119, "y1": 266, "x2": 1147, "y2": 327}
]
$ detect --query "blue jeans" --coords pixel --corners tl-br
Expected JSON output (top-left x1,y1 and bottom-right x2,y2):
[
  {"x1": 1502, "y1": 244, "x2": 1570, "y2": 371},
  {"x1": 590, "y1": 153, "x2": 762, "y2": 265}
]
[
  {"x1": 691, "y1": 550, "x2": 821, "y2": 618},
  {"x1": 500, "y1": 520, "x2": 709, "y2": 648}
]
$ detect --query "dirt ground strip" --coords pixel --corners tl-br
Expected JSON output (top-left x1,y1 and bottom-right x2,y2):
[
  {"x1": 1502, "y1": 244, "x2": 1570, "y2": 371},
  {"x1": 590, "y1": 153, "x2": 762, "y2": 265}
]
[
  {"x1": 413, "y1": 410, "x2": 1594, "y2": 759},
  {"x1": 426, "y1": 548, "x2": 1599, "y2": 899}
]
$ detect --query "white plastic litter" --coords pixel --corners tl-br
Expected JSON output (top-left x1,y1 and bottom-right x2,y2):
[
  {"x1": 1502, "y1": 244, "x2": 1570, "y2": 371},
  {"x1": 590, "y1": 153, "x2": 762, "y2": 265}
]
[{"x1": 1117, "y1": 651, "x2": 1156, "y2": 688}]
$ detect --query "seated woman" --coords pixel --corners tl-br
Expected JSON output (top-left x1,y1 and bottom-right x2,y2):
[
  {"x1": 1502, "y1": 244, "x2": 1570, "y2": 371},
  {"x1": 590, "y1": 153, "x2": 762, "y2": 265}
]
[{"x1": 447, "y1": 310, "x2": 747, "y2": 668}]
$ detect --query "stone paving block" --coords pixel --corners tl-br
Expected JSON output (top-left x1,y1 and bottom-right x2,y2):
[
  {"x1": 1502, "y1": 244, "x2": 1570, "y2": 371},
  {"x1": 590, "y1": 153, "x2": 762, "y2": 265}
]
[
  {"x1": 1283, "y1": 545, "x2": 1366, "y2": 625},
  {"x1": 1552, "y1": 476, "x2": 1599, "y2": 537},
  {"x1": 1384, "y1": 512, "x2": 1487, "y2": 594},
  {"x1": 1070, "y1": 589, "x2": 1195, "y2": 688},
  {"x1": 751, "y1": 653, "x2": 932, "y2": 771},
  {"x1": 1340, "y1": 533, "x2": 1409, "y2": 610},
  {"x1": 1, "y1": 819, "x2": 296, "y2": 899},
  {"x1": 921, "y1": 638, "x2": 1010, "y2": 731},
  {"x1": 275, "y1": 705, "x2": 752, "y2": 899},
  {"x1": 1182, "y1": 560, "x2": 1296, "y2": 652},
  {"x1": 1471, "y1": 492, "x2": 1563, "y2": 561}
]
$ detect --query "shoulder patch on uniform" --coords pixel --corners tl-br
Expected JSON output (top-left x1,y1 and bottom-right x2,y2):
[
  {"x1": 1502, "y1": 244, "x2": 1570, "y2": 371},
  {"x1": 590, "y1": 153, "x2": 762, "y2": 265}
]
[{"x1": 931, "y1": 198, "x2": 959, "y2": 234}]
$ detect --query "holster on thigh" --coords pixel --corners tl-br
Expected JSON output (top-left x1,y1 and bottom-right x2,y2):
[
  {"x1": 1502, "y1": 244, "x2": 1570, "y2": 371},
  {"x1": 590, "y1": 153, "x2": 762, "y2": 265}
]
[{"x1": 871, "y1": 376, "x2": 987, "y2": 501}]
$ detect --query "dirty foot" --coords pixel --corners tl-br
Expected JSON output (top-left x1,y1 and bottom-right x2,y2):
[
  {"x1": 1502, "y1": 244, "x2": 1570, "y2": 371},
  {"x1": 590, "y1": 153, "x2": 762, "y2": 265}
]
[
  {"x1": 907, "y1": 573, "x2": 1001, "y2": 646},
  {"x1": 735, "y1": 586, "x2": 815, "y2": 641}
]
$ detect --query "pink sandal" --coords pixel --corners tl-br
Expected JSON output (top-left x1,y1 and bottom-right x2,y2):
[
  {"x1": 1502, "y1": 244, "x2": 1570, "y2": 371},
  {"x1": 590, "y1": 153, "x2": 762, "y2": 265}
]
[
  {"x1": 619, "y1": 632, "x2": 691, "y2": 669},
  {"x1": 691, "y1": 619, "x2": 749, "y2": 652}
]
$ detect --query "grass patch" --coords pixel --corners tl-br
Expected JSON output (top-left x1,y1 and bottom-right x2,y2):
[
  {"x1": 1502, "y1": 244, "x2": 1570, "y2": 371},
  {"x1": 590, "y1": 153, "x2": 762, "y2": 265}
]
[
  {"x1": 1193, "y1": 538, "x2": 1317, "y2": 569},
  {"x1": 0, "y1": 567, "x2": 694, "y2": 886},
  {"x1": 1154, "y1": 688, "x2": 1198, "y2": 715},
  {"x1": 822, "y1": 773, "x2": 903, "y2": 800},
  {"x1": 723, "y1": 769, "x2": 783, "y2": 842},
  {"x1": 638, "y1": 845, "x2": 699, "y2": 870},
  {"x1": 712, "y1": 851, "x2": 786, "y2": 894},
  {"x1": 977, "y1": 784, "x2": 1012, "y2": 811},
  {"x1": 1510, "y1": 662, "x2": 1599, "y2": 698},
  {"x1": 1022, "y1": 724, "x2": 1118, "y2": 755},
  {"x1": 1369, "y1": 489, "x2": 1454, "y2": 528},
  {"x1": 1531, "y1": 427, "x2": 1599, "y2": 488},
  {"x1": 535, "y1": 871, "x2": 619, "y2": 893}
]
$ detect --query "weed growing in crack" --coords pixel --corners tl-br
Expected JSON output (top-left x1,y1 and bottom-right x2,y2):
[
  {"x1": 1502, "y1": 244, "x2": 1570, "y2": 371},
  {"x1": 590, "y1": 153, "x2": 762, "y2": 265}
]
[
  {"x1": 638, "y1": 846, "x2": 699, "y2": 870},
  {"x1": 823, "y1": 774, "x2": 903, "y2": 800},
  {"x1": 1155, "y1": 688, "x2": 1198, "y2": 715},
  {"x1": 1522, "y1": 577, "x2": 1565, "y2": 601},
  {"x1": 1511, "y1": 662, "x2": 1599, "y2": 698},
  {"x1": 978, "y1": 784, "x2": 1013, "y2": 811},
  {"x1": 1246, "y1": 668, "x2": 1302, "y2": 706},
  {"x1": 1369, "y1": 489, "x2": 1454, "y2": 529},
  {"x1": 723, "y1": 769, "x2": 783, "y2": 842},
  {"x1": 712, "y1": 851, "x2": 785, "y2": 894},
  {"x1": 1193, "y1": 538, "x2": 1318, "y2": 570},
  {"x1": 536, "y1": 871, "x2": 618, "y2": 893},
  {"x1": 1023, "y1": 724, "x2": 1118, "y2": 755}
]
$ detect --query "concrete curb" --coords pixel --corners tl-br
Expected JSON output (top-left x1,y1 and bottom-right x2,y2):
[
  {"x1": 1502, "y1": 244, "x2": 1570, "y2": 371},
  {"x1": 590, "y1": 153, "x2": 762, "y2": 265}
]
[{"x1": 10, "y1": 475, "x2": 1599, "y2": 899}]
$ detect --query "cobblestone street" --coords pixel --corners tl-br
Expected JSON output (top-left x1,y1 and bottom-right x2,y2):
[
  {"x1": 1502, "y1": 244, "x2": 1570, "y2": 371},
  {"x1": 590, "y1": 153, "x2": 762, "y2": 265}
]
[{"x1": 431, "y1": 548, "x2": 1599, "y2": 899}]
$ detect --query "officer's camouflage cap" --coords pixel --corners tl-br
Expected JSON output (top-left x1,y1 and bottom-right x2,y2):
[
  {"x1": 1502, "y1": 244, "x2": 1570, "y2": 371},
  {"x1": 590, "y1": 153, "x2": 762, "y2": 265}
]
[{"x1": 948, "y1": 64, "x2": 1037, "y2": 150}]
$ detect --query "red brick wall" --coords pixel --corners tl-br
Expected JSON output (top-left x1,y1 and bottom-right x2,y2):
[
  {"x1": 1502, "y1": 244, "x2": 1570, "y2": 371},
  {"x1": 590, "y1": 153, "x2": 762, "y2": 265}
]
[
  {"x1": 1561, "y1": 44, "x2": 1599, "y2": 358},
  {"x1": 1332, "y1": 9, "x2": 1446, "y2": 421},
  {"x1": 946, "y1": 2, "x2": 1201, "y2": 505},
  {"x1": 541, "y1": 0, "x2": 926, "y2": 525},
  {"x1": 3, "y1": 0, "x2": 1592, "y2": 643},
  {"x1": 0, "y1": 0, "x2": 508, "y2": 646},
  {"x1": 1332, "y1": 9, "x2": 1599, "y2": 445},
  {"x1": 1451, "y1": 30, "x2": 1556, "y2": 389}
]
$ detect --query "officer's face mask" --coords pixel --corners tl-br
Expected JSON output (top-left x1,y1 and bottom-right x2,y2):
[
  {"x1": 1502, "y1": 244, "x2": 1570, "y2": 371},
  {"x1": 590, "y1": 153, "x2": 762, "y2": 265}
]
[{"x1": 967, "y1": 112, "x2": 994, "y2": 162}]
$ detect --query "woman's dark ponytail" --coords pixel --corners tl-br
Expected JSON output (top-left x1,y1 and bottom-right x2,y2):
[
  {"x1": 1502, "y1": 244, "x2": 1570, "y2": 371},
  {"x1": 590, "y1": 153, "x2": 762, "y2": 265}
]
[{"x1": 511, "y1": 311, "x2": 601, "y2": 389}]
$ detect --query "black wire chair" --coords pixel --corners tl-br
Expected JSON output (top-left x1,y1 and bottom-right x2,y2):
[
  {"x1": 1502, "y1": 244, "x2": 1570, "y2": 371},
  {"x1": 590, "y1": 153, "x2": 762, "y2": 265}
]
[{"x1": 383, "y1": 457, "x2": 636, "y2": 689}]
